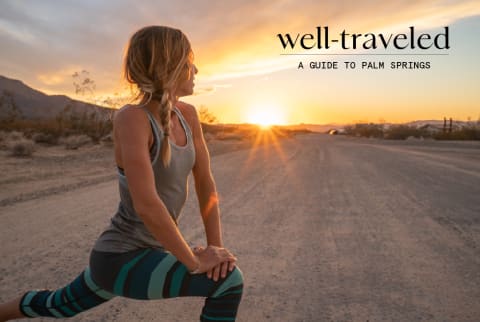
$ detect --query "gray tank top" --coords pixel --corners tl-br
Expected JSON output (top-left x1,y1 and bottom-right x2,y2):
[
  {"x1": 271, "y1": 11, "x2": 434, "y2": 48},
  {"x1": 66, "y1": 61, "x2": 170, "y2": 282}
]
[{"x1": 93, "y1": 106, "x2": 196, "y2": 252}]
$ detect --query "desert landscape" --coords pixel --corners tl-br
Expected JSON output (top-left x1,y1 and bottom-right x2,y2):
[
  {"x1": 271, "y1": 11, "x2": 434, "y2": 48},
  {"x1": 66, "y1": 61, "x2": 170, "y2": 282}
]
[
  {"x1": 1, "y1": 1, "x2": 480, "y2": 320},
  {"x1": 1, "y1": 132, "x2": 479, "y2": 322}
]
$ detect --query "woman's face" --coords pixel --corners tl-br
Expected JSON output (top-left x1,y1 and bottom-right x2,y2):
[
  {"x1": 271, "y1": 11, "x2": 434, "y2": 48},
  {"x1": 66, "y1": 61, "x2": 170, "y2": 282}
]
[{"x1": 175, "y1": 63, "x2": 198, "y2": 97}]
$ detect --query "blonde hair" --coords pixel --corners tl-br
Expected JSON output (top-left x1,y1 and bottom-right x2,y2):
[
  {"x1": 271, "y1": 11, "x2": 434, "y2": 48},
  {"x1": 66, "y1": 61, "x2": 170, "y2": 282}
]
[{"x1": 123, "y1": 26, "x2": 194, "y2": 167}]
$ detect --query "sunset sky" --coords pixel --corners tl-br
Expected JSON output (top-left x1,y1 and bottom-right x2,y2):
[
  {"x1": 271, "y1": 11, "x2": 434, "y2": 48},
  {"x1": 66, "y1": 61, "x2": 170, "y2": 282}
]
[{"x1": 1, "y1": 0, "x2": 479, "y2": 125}]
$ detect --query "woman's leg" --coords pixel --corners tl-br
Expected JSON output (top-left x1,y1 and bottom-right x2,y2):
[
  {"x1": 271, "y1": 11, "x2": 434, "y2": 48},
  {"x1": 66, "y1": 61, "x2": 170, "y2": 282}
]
[
  {"x1": 90, "y1": 248, "x2": 244, "y2": 322},
  {"x1": 13, "y1": 267, "x2": 115, "y2": 319}
]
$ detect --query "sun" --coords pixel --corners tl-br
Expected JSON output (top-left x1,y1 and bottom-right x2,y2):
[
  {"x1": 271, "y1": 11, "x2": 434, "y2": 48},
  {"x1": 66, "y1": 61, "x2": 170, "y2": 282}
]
[{"x1": 246, "y1": 104, "x2": 286, "y2": 128}]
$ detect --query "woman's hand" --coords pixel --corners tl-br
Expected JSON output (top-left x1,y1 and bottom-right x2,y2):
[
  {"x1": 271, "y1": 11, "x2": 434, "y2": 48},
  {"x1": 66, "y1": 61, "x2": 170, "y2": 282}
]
[
  {"x1": 192, "y1": 246, "x2": 236, "y2": 281},
  {"x1": 207, "y1": 261, "x2": 236, "y2": 282}
]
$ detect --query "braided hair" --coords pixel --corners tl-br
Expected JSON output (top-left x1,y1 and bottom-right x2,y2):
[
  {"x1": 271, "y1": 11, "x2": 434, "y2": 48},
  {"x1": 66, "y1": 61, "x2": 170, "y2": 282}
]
[{"x1": 123, "y1": 26, "x2": 193, "y2": 167}]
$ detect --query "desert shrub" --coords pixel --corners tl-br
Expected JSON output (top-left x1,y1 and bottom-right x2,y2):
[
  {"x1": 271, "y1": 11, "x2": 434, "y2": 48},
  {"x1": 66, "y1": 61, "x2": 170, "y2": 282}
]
[
  {"x1": 201, "y1": 123, "x2": 222, "y2": 135},
  {"x1": 1, "y1": 114, "x2": 113, "y2": 144},
  {"x1": 270, "y1": 126, "x2": 298, "y2": 138},
  {"x1": 7, "y1": 130, "x2": 25, "y2": 141},
  {"x1": 0, "y1": 131, "x2": 8, "y2": 149},
  {"x1": 384, "y1": 125, "x2": 427, "y2": 140},
  {"x1": 100, "y1": 133, "x2": 114, "y2": 146},
  {"x1": 0, "y1": 90, "x2": 23, "y2": 126},
  {"x1": 216, "y1": 133, "x2": 243, "y2": 141},
  {"x1": 344, "y1": 123, "x2": 384, "y2": 138},
  {"x1": 0, "y1": 131, "x2": 26, "y2": 150},
  {"x1": 9, "y1": 139, "x2": 35, "y2": 157},
  {"x1": 198, "y1": 106, "x2": 218, "y2": 124},
  {"x1": 279, "y1": 127, "x2": 311, "y2": 136},
  {"x1": 434, "y1": 125, "x2": 480, "y2": 140},
  {"x1": 55, "y1": 106, "x2": 114, "y2": 143},
  {"x1": 32, "y1": 132, "x2": 58, "y2": 145},
  {"x1": 458, "y1": 125, "x2": 480, "y2": 140},
  {"x1": 62, "y1": 134, "x2": 92, "y2": 150},
  {"x1": 342, "y1": 122, "x2": 480, "y2": 141}
]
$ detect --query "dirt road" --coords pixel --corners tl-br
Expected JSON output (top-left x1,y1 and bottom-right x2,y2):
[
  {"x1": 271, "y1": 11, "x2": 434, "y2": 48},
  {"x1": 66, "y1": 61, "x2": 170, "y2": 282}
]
[{"x1": 1, "y1": 134, "x2": 479, "y2": 322}]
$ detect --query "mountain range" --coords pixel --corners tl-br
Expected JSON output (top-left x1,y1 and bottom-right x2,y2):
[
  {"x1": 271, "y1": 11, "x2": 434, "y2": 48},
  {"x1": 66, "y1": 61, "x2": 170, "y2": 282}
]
[{"x1": 0, "y1": 75, "x2": 112, "y2": 120}]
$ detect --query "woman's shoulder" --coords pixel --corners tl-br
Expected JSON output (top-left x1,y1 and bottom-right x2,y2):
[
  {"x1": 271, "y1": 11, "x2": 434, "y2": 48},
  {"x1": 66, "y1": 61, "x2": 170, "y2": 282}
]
[
  {"x1": 176, "y1": 101, "x2": 197, "y2": 117},
  {"x1": 176, "y1": 101, "x2": 200, "y2": 127},
  {"x1": 114, "y1": 104, "x2": 149, "y2": 127},
  {"x1": 116, "y1": 104, "x2": 148, "y2": 117}
]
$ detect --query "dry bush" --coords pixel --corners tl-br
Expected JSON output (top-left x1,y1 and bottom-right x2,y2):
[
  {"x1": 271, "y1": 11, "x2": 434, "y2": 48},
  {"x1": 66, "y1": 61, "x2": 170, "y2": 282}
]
[
  {"x1": 216, "y1": 133, "x2": 244, "y2": 141},
  {"x1": 9, "y1": 139, "x2": 35, "y2": 157},
  {"x1": 201, "y1": 123, "x2": 222, "y2": 135},
  {"x1": 0, "y1": 131, "x2": 27, "y2": 150},
  {"x1": 32, "y1": 132, "x2": 58, "y2": 145},
  {"x1": 100, "y1": 133, "x2": 114, "y2": 147},
  {"x1": 7, "y1": 131, "x2": 25, "y2": 141},
  {"x1": 62, "y1": 134, "x2": 92, "y2": 150},
  {"x1": 0, "y1": 131, "x2": 8, "y2": 149},
  {"x1": 198, "y1": 106, "x2": 218, "y2": 124},
  {"x1": 434, "y1": 125, "x2": 480, "y2": 140},
  {"x1": 344, "y1": 123, "x2": 385, "y2": 138},
  {"x1": 385, "y1": 125, "x2": 425, "y2": 140}
]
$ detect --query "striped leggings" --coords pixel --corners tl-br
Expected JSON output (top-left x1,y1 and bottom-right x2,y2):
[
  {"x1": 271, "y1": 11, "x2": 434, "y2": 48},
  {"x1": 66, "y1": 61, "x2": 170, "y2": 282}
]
[{"x1": 19, "y1": 248, "x2": 244, "y2": 321}]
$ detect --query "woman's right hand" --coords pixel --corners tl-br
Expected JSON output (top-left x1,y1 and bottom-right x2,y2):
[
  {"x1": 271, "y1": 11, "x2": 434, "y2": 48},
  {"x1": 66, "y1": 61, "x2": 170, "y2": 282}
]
[{"x1": 191, "y1": 245, "x2": 237, "y2": 275}]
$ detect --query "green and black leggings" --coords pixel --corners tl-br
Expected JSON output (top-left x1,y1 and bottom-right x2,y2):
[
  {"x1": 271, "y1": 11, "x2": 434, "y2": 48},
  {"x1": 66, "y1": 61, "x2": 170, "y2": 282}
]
[{"x1": 19, "y1": 248, "x2": 244, "y2": 321}]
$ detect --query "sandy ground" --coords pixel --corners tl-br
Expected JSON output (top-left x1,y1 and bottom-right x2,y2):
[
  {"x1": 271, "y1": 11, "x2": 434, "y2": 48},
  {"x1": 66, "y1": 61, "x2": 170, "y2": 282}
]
[{"x1": 1, "y1": 134, "x2": 479, "y2": 322}]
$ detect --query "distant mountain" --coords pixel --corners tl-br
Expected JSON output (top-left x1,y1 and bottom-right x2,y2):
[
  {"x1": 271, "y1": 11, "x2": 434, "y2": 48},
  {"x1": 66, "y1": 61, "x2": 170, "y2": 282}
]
[
  {"x1": 0, "y1": 75, "x2": 113, "y2": 120},
  {"x1": 286, "y1": 123, "x2": 345, "y2": 133}
]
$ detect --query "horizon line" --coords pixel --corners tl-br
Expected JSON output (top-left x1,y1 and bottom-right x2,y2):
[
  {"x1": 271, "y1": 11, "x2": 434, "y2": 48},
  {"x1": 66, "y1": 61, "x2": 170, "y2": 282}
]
[{"x1": 216, "y1": 119, "x2": 478, "y2": 126}]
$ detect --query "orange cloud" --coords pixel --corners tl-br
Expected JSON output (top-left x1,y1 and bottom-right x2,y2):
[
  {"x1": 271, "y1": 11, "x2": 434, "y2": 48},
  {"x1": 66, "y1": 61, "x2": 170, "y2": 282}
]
[{"x1": 193, "y1": 0, "x2": 480, "y2": 81}]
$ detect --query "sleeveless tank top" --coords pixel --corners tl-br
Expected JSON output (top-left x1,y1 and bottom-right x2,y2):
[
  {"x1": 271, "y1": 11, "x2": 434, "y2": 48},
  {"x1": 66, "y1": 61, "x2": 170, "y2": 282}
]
[{"x1": 93, "y1": 106, "x2": 196, "y2": 252}]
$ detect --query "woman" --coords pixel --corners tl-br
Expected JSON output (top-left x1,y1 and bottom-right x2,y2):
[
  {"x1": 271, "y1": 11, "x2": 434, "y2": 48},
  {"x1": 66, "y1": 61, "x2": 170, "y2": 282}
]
[{"x1": 0, "y1": 26, "x2": 243, "y2": 322}]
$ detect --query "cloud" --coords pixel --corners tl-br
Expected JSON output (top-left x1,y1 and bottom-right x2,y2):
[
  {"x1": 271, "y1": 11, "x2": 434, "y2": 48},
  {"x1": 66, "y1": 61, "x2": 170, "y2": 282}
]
[
  {"x1": 192, "y1": 0, "x2": 480, "y2": 80},
  {"x1": 1, "y1": 0, "x2": 479, "y2": 96},
  {"x1": 37, "y1": 72, "x2": 71, "y2": 86},
  {"x1": 193, "y1": 83, "x2": 232, "y2": 96},
  {"x1": 0, "y1": 18, "x2": 38, "y2": 46}
]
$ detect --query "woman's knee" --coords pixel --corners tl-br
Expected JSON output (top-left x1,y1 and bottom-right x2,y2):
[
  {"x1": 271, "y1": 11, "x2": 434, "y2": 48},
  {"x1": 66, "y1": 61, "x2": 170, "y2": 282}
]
[
  {"x1": 229, "y1": 266, "x2": 244, "y2": 287},
  {"x1": 211, "y1": 266, "x2": 244, "y2": 298}
]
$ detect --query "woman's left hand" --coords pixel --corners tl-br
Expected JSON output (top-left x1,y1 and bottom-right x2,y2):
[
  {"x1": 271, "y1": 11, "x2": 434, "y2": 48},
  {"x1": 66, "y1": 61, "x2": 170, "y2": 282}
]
[
  {"x1": 207, "y1": 261, "x2": 236, "y2": 281},
  {"x1": 192, "y1": 246, "x2": 236, "y2": 281}
]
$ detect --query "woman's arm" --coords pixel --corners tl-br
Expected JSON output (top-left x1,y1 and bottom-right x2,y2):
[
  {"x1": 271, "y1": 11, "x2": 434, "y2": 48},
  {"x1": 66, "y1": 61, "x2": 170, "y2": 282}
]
[
  {"x1": 178, "y1": 102, "x2": 236, "y2": 281},
  {"x1": 177, "y1": 102, "x2": 223, "y2": 247}
]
